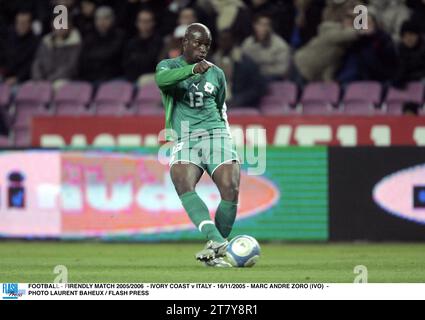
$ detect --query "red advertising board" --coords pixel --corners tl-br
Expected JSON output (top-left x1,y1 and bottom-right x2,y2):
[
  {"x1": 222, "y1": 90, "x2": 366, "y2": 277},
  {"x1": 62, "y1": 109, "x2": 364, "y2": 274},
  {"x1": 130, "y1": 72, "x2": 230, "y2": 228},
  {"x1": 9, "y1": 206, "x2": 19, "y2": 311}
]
[{"x1": 32, "y1": 115, "x2": 425, "y2": 147}]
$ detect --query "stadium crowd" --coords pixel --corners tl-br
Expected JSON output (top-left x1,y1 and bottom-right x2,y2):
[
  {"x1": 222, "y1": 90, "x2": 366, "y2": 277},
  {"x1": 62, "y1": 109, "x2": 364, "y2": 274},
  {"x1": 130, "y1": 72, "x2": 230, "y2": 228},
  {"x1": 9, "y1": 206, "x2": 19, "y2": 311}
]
[{"x1": 0, "y1": 0, "x2": 425, "y2": 109}]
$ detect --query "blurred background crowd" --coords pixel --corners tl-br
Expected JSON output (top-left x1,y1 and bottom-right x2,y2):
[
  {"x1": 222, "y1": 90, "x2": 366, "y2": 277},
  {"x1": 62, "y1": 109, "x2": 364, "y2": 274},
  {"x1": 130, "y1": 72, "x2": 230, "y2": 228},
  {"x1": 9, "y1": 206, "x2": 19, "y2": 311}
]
[{"x1": 0, "y1": 0, "x2": 425, "y2": 108}]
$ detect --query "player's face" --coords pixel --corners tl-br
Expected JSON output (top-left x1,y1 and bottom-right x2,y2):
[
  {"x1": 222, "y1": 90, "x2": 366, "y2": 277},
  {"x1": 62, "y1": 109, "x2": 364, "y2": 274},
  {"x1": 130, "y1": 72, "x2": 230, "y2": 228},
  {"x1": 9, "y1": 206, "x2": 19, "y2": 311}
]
[{"x1": 184, "y1": 30, "x2": 211, "y2": 63}]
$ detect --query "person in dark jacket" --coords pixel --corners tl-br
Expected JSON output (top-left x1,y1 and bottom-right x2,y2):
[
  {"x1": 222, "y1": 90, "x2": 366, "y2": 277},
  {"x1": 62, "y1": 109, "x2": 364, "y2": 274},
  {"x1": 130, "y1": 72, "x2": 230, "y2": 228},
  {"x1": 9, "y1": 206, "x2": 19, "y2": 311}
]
[
  {"x1": 406, "y1": 0, "x2": 425, "y2": 34},
  {"x1": 122, "y1": 9, "x2": 163, "y2": 82},
  {"x1": 74, "y1": 0, "x2": 97, "y2": 38},
  {"x1": 79, "y1": 6, "x2": 125, "y2": 82},
  {"x1": 0, "y1": 11, "x2": 39, "y2": 85},
  {"x1": 337, "y1": 10, "x2": 398, "y2": 84},
  {"x1": 290, "y1": 0, "x2": 326, "y2": 49},
  {"x1": 394, "y1": 20, "x2": 425, "y2": 86},
  {"x1": 213, "y1": 29, "x2": 266, "y2": 107}
]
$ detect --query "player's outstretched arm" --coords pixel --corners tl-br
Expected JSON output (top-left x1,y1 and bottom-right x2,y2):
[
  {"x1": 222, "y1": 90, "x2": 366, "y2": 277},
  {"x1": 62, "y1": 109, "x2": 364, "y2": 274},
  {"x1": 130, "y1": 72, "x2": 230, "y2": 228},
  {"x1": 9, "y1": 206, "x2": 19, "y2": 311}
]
[
  {"x1": 155, "y1": 61, "x2": 196, "y2": 89},
  {"x1": 155, "y1": 60, "x2": 212, "y2": 90}
]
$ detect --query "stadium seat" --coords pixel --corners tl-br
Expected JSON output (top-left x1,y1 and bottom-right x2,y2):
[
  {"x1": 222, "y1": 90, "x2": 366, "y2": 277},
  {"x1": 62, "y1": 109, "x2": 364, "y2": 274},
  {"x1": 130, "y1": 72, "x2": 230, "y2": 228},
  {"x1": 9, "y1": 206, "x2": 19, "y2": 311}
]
[
  {"x1": 13, "y1": 82, "x2": 53, "y2": 130},
  {"x1": 342, "y1": 81, "x2": 383, "y2": 114},
  {"x1": 94, "y1": 81, "x2": 134, "y2": 115},
  {"x1": 261, "y1": 81, "x2": 298, "y2": 106},
  {"x1": 260, "y1": 81, "x2": 299, "y2": 115},
  {"x1": 96, "y1": 103, "x2": 136, "y2": 116},
  {"x1": 54, "y1": 81, "x2": 93, "y2": 115},
  {"x1": 0, "y1": 83, "x2": 11, "y2": 108},
  {"x1": 56, "y1": 102, "x2": 94, "y2": 116},
  {"x1": 384, "y1": 82, "x2": 424, "y2": 115},
  {"x1": 15, "y1": 81, "x2": 52, "y2": 109},
  {"x1": 299, "y1": 82, "x2": 340, "y2": 115},
  {"x1": 133, "y1": 83, "x2": 162, "y2": 114}
]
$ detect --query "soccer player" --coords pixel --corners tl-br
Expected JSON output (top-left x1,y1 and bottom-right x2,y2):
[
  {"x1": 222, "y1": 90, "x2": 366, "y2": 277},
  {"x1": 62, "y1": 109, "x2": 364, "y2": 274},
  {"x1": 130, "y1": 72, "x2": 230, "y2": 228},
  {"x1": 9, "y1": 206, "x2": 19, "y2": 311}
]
[{"x1": 155, "y1": 23, "x2": 240, "y2": 267}]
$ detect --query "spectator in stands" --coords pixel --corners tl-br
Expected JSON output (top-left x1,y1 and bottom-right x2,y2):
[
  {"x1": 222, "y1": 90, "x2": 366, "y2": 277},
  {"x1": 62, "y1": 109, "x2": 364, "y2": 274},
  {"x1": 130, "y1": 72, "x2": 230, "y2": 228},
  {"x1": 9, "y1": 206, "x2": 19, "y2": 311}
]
[
  {"x1": 54, "y1": 0, "x2": 78, "y2": 14},
  {"x1": 0, "y1": 0, "x2": 45, "y2": 26},
  {"x1": 290, "y1": 0, "x2": 326, "y2": 49},
  {"x1": 0, "y1": 11, "x2": 39, "y2": 85},
  {"x1": 74, "y1": 0, "x2": 97, "y2": 38},
  {"x1": 0, "y1": 4, "x2": 8, "y2": 40},
  {"x1": 394, "y1": 20, "x2": 425, "y2": 86},
  {"x1": 123, "y1": 10, "x2": 163, "y2": 82},
  {"x1": 160, "y1": 7, "x2": 198, "y2": 60},
  {"x1": 322, "y1": 0, "x2": 363, "y2": 23},
  {"x1": 79, "y1": 6, "x2": 125, "y2": 82},
  {"x1": 169, "y1": 7, "x2": 198, "y2": 42},
  {"x1": 241, "y1": 14, "x2": 291, "y2": 81},
  {"x1": 369, "y1": 0, "x2": 411, "y2": 42},
  {"x1": 160, "y1": 0, "x2": 212, "y2": 37},
  {"x1": 337, "y1": 9, "x2": 398, "y2": 84},
  {"x1": 209, "y1": 0, "x2": 252, "y2": 44},
  {"x1": 112, "y1": 0, "x2": 166, "y2": 38},
  {"x1": 0, "y1": 12, "x2": 7, "y2": 78},
  {"x1": 31, "y1": 21, "x2": 82, "y2": 84},
  {"x1": 213, "y1": 29, "x2": 266, "y2": 107},
  {"x1": 248, "y1": 0, "x2": 296, "y2": 42},
  {"x1": 293, "y1": 13, "x2": 359, "y2": 83},
  {"x1": 406, "y1": 0, "x2": 425, "y2": 35},
  {"x1": 0, "y1": 110, "x2": 9, "y2": 137}
]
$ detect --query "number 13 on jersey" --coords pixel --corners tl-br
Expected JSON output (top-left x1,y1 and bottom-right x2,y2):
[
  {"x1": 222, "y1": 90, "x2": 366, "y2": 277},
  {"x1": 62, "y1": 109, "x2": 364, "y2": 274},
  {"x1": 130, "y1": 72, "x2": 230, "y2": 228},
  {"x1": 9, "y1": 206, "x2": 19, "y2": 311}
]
[{"x1": 188, "y1": 82, "x2": 215, "y2": 108}]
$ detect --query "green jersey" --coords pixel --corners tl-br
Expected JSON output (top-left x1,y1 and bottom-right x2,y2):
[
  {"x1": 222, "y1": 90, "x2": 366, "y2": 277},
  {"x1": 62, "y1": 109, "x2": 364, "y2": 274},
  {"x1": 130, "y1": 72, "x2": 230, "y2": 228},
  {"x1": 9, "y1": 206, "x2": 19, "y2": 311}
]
[{"x1": 155, "y1": 56, "x2": 229, "y2": 141}]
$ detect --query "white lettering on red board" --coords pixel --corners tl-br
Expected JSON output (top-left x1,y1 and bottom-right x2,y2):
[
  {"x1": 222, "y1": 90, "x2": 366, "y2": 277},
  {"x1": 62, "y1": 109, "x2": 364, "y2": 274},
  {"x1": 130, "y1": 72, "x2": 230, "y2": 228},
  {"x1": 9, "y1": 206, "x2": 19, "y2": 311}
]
[{"x1": 39, "y1": 124, "x2": 425, "y2": 147}]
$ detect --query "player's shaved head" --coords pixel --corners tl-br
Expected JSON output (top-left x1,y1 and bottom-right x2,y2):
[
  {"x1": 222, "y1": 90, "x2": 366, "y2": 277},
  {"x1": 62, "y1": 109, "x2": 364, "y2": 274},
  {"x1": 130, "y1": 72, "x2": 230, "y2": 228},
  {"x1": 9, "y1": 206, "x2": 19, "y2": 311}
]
[
  {"x1": 183, "y1": 23, "x2": 212, "y2": 64},
  {"x1": 184, "y1": 23, "x2": 211, "y2": 42}
]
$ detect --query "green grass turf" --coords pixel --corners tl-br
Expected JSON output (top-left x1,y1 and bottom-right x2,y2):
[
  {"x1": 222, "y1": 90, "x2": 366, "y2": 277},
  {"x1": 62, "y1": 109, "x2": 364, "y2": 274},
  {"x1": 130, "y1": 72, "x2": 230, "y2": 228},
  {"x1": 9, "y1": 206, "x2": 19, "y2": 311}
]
[{"x1": 0, "y1": 242, "x2": 424, "y2": 283}]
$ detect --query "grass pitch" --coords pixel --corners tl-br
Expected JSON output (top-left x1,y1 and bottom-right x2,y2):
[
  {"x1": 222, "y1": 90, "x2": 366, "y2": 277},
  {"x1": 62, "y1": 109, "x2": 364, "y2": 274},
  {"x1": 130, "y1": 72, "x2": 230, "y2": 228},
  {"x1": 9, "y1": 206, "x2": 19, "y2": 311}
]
[{"x1": 0, "y1": 242, "x2": 424, "y2": 283}]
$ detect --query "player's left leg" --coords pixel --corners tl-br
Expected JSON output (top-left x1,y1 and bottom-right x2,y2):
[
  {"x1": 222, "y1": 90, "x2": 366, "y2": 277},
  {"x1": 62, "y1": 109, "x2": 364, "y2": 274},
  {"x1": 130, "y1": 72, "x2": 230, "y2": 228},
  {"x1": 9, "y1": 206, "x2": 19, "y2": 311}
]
[{"x1": 211, "y1": 160, "x2": 240, "y2": 239}]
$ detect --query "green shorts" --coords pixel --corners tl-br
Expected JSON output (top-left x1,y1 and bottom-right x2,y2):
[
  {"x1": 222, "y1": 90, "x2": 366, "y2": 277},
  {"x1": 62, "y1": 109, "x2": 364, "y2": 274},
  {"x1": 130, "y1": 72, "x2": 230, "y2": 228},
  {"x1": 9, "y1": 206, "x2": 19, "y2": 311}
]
[{"x1": 169, "y1": 134, "x2": 240, "y2": 176}]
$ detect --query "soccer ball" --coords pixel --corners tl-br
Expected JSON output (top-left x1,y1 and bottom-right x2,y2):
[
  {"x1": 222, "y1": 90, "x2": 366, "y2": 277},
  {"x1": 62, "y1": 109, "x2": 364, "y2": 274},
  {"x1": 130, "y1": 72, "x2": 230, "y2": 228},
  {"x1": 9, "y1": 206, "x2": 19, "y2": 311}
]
[{"x1": 226, "y1": 235, "x2": 261, "y2": 267}]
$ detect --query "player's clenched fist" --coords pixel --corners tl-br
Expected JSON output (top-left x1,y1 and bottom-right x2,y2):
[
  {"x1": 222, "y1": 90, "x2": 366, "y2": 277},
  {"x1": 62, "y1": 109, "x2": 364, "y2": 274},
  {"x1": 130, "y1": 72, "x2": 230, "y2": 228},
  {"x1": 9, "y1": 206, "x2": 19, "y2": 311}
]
[{"x1": 193, "y1": 60, "x2": 212, "y2": 74}]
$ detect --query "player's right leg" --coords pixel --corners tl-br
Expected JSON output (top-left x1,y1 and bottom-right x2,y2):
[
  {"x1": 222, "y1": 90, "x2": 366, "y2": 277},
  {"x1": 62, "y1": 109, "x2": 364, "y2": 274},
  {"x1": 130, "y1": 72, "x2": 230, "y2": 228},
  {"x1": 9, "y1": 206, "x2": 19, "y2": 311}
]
[{"x1": 170, "y1": 162, "x2": 228, "y2": 262}]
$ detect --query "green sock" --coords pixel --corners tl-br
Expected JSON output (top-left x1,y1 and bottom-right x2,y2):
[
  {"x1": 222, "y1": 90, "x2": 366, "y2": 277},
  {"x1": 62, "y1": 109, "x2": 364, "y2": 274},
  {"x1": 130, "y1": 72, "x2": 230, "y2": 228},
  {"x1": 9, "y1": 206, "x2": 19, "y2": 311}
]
[
  {"x1": 179, "y1": 191, "x2": 225, "y2": 243},
  {"x1": 214, "y1": 200, "x2": 238, "y2": 238}
]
